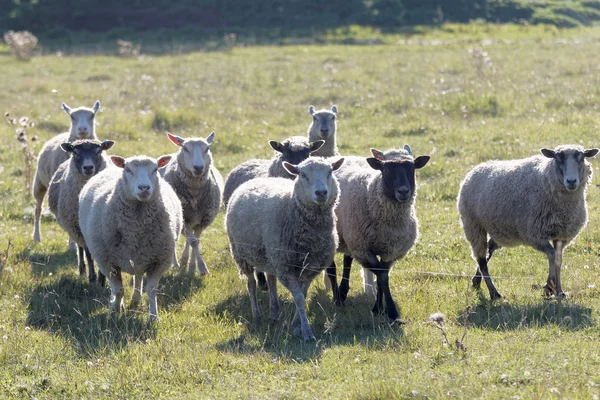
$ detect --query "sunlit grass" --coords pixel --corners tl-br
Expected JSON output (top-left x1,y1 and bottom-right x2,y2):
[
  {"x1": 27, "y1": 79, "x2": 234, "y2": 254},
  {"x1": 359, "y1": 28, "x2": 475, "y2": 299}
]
[{"x1": 2, "y1": 24, "x2": 600, "y2": 398}]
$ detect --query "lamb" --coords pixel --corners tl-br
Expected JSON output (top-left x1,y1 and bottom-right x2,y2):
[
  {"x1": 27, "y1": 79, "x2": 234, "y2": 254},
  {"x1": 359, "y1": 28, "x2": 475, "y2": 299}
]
[
  {"x1": 225, "y1": 157, "x2": 345, "y2": 341},
  {"x1": 307, "y1": 105, "x2": 338, "y2": 157},
  {"x1": 161, "y1": 132, "x2": 224, "y2": 275},
  {"x1": 325, "y1": 146, "x2": 430, "y2": 322},
  {"x1": 222, "y1": 136, "x2": 324, "y2": 207},
  {"x1": 79, "y1": 155, "x2": 183, "y2": 320},
  {"x1": 48, "y1": 139, "x2": 114, "y2": 285},
  {"x1": 457, "y1": 145, "x2": 598, "y2": 300},
  {"x1": 32, "y1": 100, "x2": 101, "y2": 243}
]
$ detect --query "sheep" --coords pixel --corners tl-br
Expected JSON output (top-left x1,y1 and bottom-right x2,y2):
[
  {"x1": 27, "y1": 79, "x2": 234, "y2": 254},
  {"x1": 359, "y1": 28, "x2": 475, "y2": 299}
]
[
  {"x1": 48, "y1": 139, "x2": 114, "y2": 285},
  {"x1": 32, "y1": 101, "x2": 101, "y2": 244},
  {"x1": 457, "y1": 145, "x2": 599, "y2": 300},
  {"x1": 322, "y1": 145, "x2": 415, "y2": 296},
  {"x1": 160, "y1": 131, "x2": 224, "y2": 276},
  {"x1": 325, "y1": 146, "x2": 430, "y2": 322},
  {"x1": 307, "y1": 105, "x2": 338, "y2": 157},
  {"x1": 222, "y1": 136, "x2": 324, "y2": 207},
  {"x1": 225, "y1": 157, "x2": 345, "y2": 341},
  {"x1": 79, "y1": 155, "x2": 183, "y2": 320}
]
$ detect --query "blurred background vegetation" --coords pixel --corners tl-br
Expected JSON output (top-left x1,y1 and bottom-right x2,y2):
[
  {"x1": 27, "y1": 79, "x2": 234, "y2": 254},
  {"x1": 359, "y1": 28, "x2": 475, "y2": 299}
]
[{"x1": 3, "y1": 0, "x2": 600, "y2": 36}]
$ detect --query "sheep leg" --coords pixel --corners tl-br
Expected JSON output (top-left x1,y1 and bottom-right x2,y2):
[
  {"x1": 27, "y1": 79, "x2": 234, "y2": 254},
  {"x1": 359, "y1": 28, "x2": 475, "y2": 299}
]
[
  {"x1": 246, "y1": 272, "x2": 262, "y2": 324},
  {"x1": 106, "y1": 267, "x2": 125, "y2": 314},
  {"x1": 542, "y1": 241, "x2": 564, "y2": 298},
  {"x1": 193, "y1": 226, "x2": 209, "y2": 276},
  {"x1": 325, "y1": 261, "x2": 342, "y2": 306},
  {"x1": 146, "y1": 270, "x2": 163, "y2": 322},
  {"x1": 477, "y1": 257, "x2": 502, "y2": 300},
  {"x1": 256, "y1": 272, "x2": 269, "y2": 292},
  {"x1": 278, "y1": 274, "x2": 315, "y2": 342},
  {"x1": 338, "y1": 255, "x2": 354, "y2": 304},
  {"x1": 84, "y1": 246, "x2": 102, "y2": 285},
  {"x1": 473, "y1": 239, "x2": 499, "y2": 288},
  {"x1": 179, "y1": 242, "x2": 190, "y2": 273},
  {"x1": 267, "y1": 273, "x2": 279, "y2": 322},
  {"x1": 77, "y1": 245, "x2": 86, "y2": 279},
  {"x1": 362, "y1": 268, "x2": 377, "y2": 298},
  {"x1": 32, "y1": 178, "x2": 45, "y2": 243},
  {"x1": 374, "y1": 263, "x2": 399, "y2": 322},
  {"x1": 130, "y1": 273, "x2": 144, "y2": 309}
]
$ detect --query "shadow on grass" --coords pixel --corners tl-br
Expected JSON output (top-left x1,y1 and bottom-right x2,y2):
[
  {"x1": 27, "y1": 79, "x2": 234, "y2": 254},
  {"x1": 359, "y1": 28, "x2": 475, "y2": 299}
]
[
  {"x1": 25, "y1": 272, "x2": 204, "y2": 358},
  {"x1": 213, "y1": 286, "x2": 404, "y2": 361},
  {"x1": 19, "y1": 247, "x2": 77, "y2": 277},
  {"x1": 463, "y1": 292, "x2": 594, "y2": 331}
]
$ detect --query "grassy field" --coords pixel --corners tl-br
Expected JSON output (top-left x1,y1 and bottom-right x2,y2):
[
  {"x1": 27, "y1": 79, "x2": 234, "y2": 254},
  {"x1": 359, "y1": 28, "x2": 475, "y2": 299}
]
[{"x1": 2, "y1": 23, "x2": 600, "y2": 398}]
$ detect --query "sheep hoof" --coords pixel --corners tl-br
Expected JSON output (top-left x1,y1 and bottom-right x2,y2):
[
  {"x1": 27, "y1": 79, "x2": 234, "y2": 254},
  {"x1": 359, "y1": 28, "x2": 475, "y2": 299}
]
[
  {"x1": 490, "y1": 291, "x2": 502, "y2": 300},
  {"x1": 372, "y1": 304, "x2": 384, "y2": 315},
  {"x1": 303, "y1": 334, "x2": 316, "y2": 342},
  {"x1": 389, "y1": 318, "x2": 406, "y2": 327},
  {"x1": 32, "y1": 234, "x2": 41, "y2": 244},
  {"x1": 149, "y1": 314, "x2": 159, "y2": 323},
  {"x1": 556, "y1": 292, "x2": 567, "y2": 300}
]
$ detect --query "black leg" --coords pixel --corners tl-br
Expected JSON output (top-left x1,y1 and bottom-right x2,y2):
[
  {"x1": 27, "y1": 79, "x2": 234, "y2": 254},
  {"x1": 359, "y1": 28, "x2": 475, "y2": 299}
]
[
  {"x1": 487, "y1": 239, "x2": 499, "y2": 261},
  {"x1": 377, "y1": 270, "x2": 399, "y2": 322},
  {"x1": 77, "y1": 246, "x2": 86, "y2": 278},
  {"x1": 338, "y1": 255, "x2": 353, "y2": 303},
  {"x1": 84, "y1": 246, "x2": 99, "y2": 285},
  {"x1": 372, "y1": 273, "x2": 384, "y2": 316},
  {"x1": 477, "y1": 257, "x2": 502, "y2": 300},
  {"x1": 325, "y1": 261, "x2": 342, "y2": 305},
  {"x1": 256, "y1": 271, "x2": 268, "y2": 292}
]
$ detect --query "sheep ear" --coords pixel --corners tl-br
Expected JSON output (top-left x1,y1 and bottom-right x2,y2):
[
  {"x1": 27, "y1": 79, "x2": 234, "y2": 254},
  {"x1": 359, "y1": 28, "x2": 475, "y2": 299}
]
[
  {"x1": 167, "y1": 132, "x2": 185, "y2": 147},
  {"x1": 269, "y1": 140, "x2": 283, "y2": 153},
  {"x1": 283, "y1": 162, "x2": 299, "y2": 176},
  {"x1": 331, "y1": 105, "x2": 338, "y2": 114},
  {"x1": 92, "y1": 100, "x2": 101, "y2": 113},
  {"x1": 541, "y1": 148, "x2": 556, "y2": 158},
  {"x1": 414, "y1": 156, "x2": 430, "y2": 169},
  {"x1": 60, "y1": 142, "x2": 74, "y2": 153},
  {"x1": 308, "y1": 105, "x2": 315, "y2": 116},
  {"x1": 366, "y1": 157, "x2": 383, "y2": 171},
  {"x1": 101, "y1": 140, "x2": 115, "y2": 151},
  {"x1": 331, "y1": 157, "x2": 345, "y2": 171},
  {"x1": 310, "y1": 140, "x2": 325, "y2": 153},
  {"x1": 62, "y1": 103, "x2": 72, "y2": 115},
  {"x1": 370, "y1": 148, "x2": 385, "y2": 161},
  {"x1": 403, "y1": 144, "x2": 413, "y2": 155},
  {"x1": 157, "y1": 155, "x2": 172, "y2": 168},
  {"x1": 584, "y1": 148, "x2": 599, "y2": 158},
  {"x1": 111, "y1": 156, "x2": 126, "y2": 169},
  {"x1": 206, "y1": 131, "x2": 215, "y2": 144}
]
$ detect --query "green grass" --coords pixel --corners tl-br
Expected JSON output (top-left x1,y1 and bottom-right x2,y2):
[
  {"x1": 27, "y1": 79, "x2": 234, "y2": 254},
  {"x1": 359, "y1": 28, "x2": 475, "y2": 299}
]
[{"x1": 2, "y1": 24, "x2": 600, "y2": 398}]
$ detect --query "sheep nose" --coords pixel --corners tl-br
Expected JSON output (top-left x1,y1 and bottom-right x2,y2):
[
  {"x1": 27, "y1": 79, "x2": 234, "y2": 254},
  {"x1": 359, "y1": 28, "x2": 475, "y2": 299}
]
[
  {"x1": 315, "y1": 189, "x2": 328, "y2": 197},
  {"x1": 566, "y1": 178, "x2": 577, "y2": 185},
  {"x1": 193, "y1": 165, "x2": 204, "y2": 174},
  {"x1": 396, "y1": 187, "x2": 410, "y2": 198},
  {"x1": 138, "y1": 184, "x2": 150, "y2": 192},
  {"x1": 79, "y1": 126, "x2": 87, "y2": 131},
  {"x1": 82, "y1": 165, "x2": 94, "y2": 174},
  {"x1": 320, "y1": 129, "x2": 329, "y2": 134}
]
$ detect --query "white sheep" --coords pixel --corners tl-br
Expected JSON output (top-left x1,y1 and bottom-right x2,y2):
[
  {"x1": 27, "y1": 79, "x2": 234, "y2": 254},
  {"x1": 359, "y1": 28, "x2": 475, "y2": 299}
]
[
  {"x1": 48, "y1": 139, "x2": 114, "y2": 285},
  {"x1": 222, "y1": 136, "x2": 324, "y2": 207},
  {"x1": 79, "y1": 155, "x2": 183, "y2": 320},
  {"x1": 307, "y1": 105, "x2": 338, "y2": 157},
  {"x1": 457, "y1": 145, "x2": 598, "y2": 300},
  {"x1": 32, "y1": 101, "x2": 101, "y2": 244},
  {"x1": 325, "y1": 146, "x2": 430, "y2": 322},
  {"x1": 225, "y1": 157, "x2": 345, "y2": 341},
  {"x1": 161, "y1": 132, "x2": 224, "y2": 275}
]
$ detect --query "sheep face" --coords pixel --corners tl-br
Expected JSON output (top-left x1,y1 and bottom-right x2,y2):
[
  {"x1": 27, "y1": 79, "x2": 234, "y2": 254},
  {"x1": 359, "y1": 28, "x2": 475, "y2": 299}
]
[
  {"x1": 111, "y1": 156, "x2": 172, "y2": 202},
  {"x1": 62, "y1": 101, "x2": 100, "y2": 140},
  {"x1": 61, "y1": 139, "x2": 114, "y2": 177},
  {"x1": 367, "y1": 156, "x2": 430, "y2": 203},
  {"x1": 284, "y1": 158, "x2": 344, "y2": 205},
  {"x1": 269, "y1": 137, "x2": 325, "y2": 165},
  {"x1": 308, "y1": 105, "x2": 337, "y2": 140},
  {"x1": 167, "y1": 132, "x2": 214, "y2": 177},
  {"x1": 541, "y1": 146, "x2": 599, "y2": 192}
]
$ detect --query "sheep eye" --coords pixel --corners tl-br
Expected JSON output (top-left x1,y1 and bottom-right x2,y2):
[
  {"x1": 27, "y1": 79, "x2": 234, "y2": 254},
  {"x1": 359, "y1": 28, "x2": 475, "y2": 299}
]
[
  {"x1": 204, "y1": 148, "x2": 209, "y2": 154},
  {"x1": 327, "y1": 170, "x2": 332, "y2": 177},
  {"x1": 125, "y1": 167, "x2": 132, "y2": 174},
  {"x1": 152, "y1": 168, "x2": 158, "y2": 174},
  {"x1": 301, "y1": 172, "x2": 308, "y2": 179},
  {"x1": 183, "y1": 147, "x2": 190, "y2": 153},
  {"x1": 313, "y1": 117, "x2": 317, "y2": 122},
  {"x1": 71, "y1": 115, "x2": 76, "y2": 121},
  {"x1": 331, "y1": 115, "x2": 336, "y2": 120}
]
